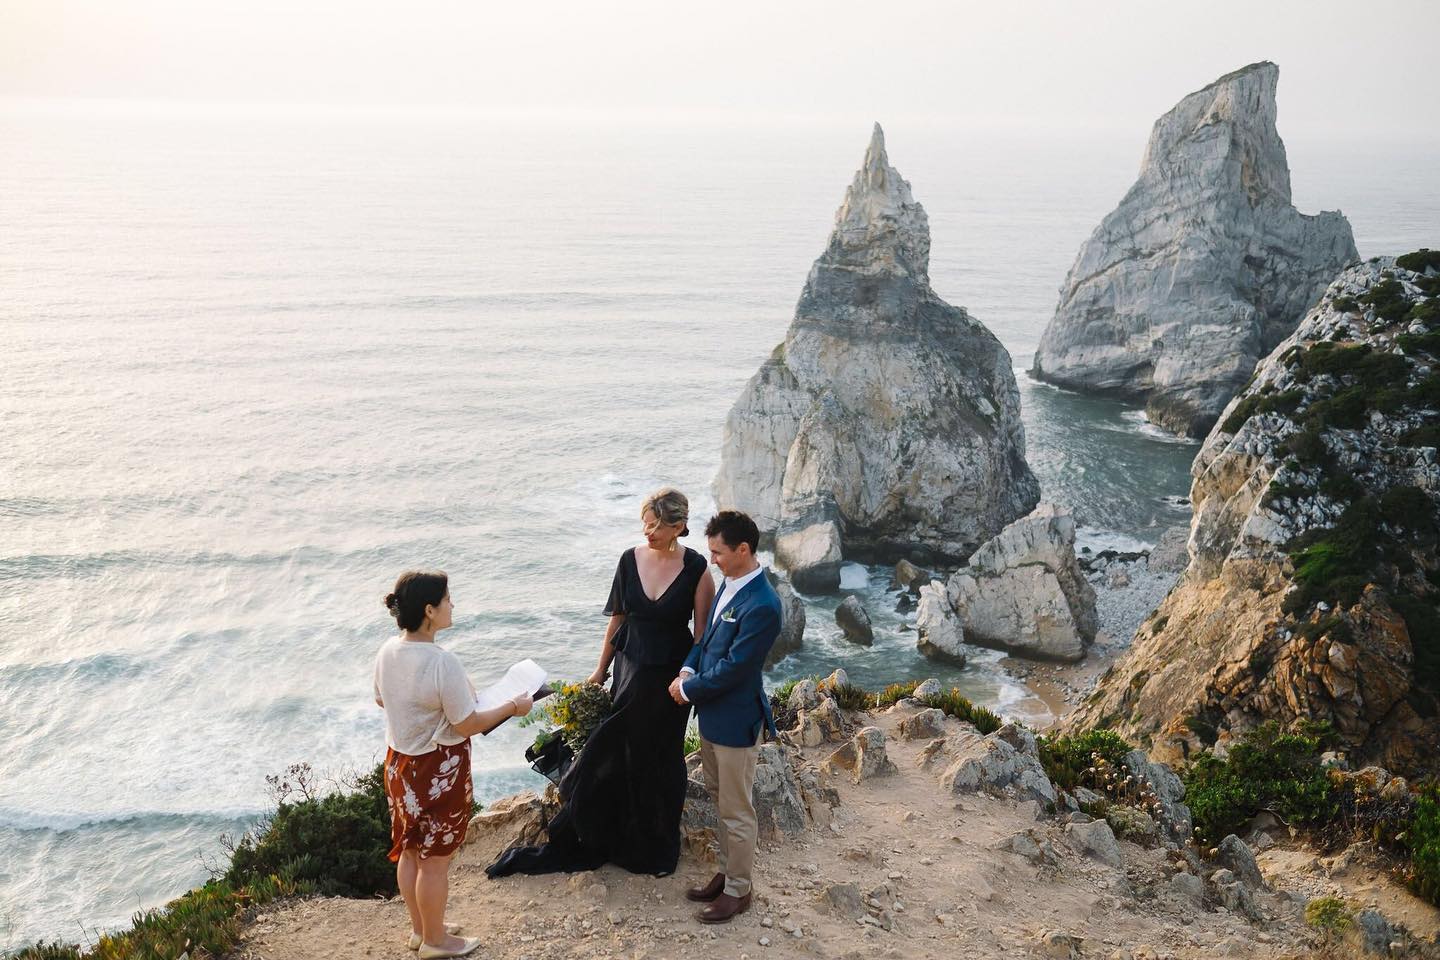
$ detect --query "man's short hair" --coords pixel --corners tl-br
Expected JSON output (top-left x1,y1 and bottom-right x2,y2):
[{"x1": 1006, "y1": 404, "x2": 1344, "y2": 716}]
[{"x1": 704, "y1": 510, "x2": 760, "y2": 554}]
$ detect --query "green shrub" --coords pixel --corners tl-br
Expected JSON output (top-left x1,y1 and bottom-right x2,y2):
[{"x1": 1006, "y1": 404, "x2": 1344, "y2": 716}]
[
  {"x1": 1401, "y1": 424, "x2": 1440, "y2": 448},
  {"x1": 1038, "y1": 729, "x2": 1133, "y2": 792},
  {"x1": 827, "y1": 682, "x2": 874, "y2": 711},
  {"x1": 1406, "y1": 780, "x2": 1440, "y2": 904},
  {"x1": 1396, "y1": 248, "x2": 1440, "y2": 273},
  {"x1": 1183, "y1": 722, "x2": 1336, "y2": 846},
  {"x1": 12, "y1": 874, "x2": 312, "y2": 960},
  {"x1": 1398, "y1": 331, "x2": 1440, "y2": 358},
  {"x1": 1282, "y1": 424, "x2": 1329, "y2": 465},
  {"x1": 1331, "y1": 296, "x2": 1357, "y2": 313},
  {"x1": 1359, "y1": 278, "x2": 1412, "y2": 324},
  {"x1": 223, "y1": 763, "x2": 396, "y2": 898},
  {"x1": 1391, "y1": 594, "x2": 1440, "y2": 696},
  {"x1": 1305, "y1": 895, "x2": 1354, "y2": 935}
]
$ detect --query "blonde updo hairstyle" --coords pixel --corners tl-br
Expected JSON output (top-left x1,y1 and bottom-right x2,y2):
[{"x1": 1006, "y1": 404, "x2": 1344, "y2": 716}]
[{"x1": 641, "y1": 487, "x2": 690, "y2": 538}]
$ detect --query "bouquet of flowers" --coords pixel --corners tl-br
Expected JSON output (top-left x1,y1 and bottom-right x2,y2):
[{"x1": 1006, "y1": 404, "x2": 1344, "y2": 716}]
[{"x1": 521, "y1": 681, "x2": 614, "y2": 784}]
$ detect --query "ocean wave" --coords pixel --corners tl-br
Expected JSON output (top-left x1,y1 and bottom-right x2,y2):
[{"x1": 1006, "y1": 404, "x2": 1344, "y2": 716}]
[
  {"x1": 0, "y1": 650, "x2": 149, "y2": 688},
  {"x1": 0, "y1": 807, "x2": 262, "y2": 835},
  {"x1": 0, "y1": 544, "x2": 379, "y2": 583},
  {"x1": 1117, "y1": 410, "x2": 1203, "y2": 445}
]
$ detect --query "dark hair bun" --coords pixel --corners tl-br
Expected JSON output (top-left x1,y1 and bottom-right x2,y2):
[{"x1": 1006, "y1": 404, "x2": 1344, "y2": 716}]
[{"x1": 384, "y1": 571, "x2": 448, "y2": 632}]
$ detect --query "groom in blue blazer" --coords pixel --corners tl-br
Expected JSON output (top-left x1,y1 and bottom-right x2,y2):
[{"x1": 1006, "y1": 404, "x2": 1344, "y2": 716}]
[{"x1": 668, "y1": 509, "x2": 782, "y2": 923}]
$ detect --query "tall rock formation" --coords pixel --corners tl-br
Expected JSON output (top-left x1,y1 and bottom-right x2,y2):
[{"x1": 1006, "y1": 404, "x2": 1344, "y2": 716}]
[
  {"x1": 1031, "y1": 62, "x2": 1358, "y2": 438},
  {"x1": 714, "y1": 124, "x2": 1039, "y2": 591},
  {"x1": 1068, "y1": 255, "x2": 1440, "y2": 776}
]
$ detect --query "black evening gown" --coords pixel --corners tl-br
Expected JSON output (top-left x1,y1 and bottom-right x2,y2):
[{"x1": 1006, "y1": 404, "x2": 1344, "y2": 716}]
[{"x1": 487, "y1": 546, "x2": 707, "y2": 877}]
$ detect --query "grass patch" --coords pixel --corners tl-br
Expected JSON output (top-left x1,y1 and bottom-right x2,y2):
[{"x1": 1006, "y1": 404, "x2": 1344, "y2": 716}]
[
  {"x1": 916, "y1": 687, "x2": 1003, "y2": 734},
  {"x1": 873, "y1": 680, "x2": 921, "y2": 708}
]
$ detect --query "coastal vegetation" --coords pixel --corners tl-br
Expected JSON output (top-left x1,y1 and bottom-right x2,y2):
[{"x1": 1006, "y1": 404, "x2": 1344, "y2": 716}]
[{"x1": 12, "y1": 764, "x2": 405, "y2": 959}]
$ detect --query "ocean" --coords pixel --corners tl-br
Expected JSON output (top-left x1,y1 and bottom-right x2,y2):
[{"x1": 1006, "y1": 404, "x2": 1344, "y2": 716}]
[{"x1": 1, "y1": 101, "x2": 1435, "y2": 950}]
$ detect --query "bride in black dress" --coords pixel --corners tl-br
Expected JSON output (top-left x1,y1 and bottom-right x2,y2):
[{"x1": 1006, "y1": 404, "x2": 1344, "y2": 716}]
[{"x1": 487, "y1": 487, "x2": 715, "y2": 877}]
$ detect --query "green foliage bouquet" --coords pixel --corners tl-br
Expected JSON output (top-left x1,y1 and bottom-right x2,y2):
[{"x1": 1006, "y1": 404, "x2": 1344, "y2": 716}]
[{"x1": 523, "y1": 680, "x2": 613, "y2": 753}]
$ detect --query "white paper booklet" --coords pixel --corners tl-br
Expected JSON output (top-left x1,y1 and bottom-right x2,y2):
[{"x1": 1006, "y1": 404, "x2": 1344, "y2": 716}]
[{"x1": 474, "y1": 658, "x2": 548, "y2": 713}]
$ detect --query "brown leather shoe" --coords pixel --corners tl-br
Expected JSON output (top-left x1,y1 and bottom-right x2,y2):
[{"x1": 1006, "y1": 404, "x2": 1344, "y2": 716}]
[
  {"x1": 685, "y1": 872, "x2": 726, "y2": 902},
  {"x1": 697, "y1": 891, "x2": 751, "y2": 924}
]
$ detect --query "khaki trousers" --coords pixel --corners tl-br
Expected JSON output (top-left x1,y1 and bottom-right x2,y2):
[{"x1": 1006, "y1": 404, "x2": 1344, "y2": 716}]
[{"x1": 698, "y1": 736, "x2": 760, "y2": 897}]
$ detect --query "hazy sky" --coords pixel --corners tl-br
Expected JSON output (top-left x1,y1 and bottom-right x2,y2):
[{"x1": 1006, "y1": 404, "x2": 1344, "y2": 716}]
[{"x1": 4, "y1": 0, "x2": 1438, "y2": 135}]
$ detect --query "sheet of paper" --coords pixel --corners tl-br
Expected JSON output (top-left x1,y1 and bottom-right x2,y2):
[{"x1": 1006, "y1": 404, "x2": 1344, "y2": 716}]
[{"x1": 474, "y1": 658, "x2": 548, "y2": 712}]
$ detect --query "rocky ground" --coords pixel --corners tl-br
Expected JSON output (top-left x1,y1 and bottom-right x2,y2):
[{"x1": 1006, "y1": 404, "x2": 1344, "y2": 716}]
[{"x1": 234, "y1": 684, "x2": 1438, "y2": 960}]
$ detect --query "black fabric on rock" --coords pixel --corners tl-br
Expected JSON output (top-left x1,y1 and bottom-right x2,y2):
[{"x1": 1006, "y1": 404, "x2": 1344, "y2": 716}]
[{"x1": 486, "y1": 546, "x2": 706, "y2": 878}]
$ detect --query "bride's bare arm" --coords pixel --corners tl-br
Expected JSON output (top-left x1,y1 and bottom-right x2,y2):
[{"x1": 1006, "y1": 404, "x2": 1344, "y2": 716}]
[
  {"x1": 587, "y1": 613, "x2": 626, "y2": 684},
  {"x1": 692, "y1": 570, "x2": 716, "y2": 645}
]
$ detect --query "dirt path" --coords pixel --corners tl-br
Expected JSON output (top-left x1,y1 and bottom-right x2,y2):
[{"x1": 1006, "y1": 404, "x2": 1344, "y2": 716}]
[{"x1": 235, "y1": 705, "x2": 1395, "y2": 960}]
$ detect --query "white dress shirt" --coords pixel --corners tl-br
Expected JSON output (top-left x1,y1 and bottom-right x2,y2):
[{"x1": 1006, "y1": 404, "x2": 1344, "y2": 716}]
[{"x1": 678, "y1": 563, "x2": 765, "y2": 702}]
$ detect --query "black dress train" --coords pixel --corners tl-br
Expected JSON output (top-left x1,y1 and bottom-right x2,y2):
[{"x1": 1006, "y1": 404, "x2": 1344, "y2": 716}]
[{"x1": 486, "y1": 545, "x2": 707, "y2": 877}]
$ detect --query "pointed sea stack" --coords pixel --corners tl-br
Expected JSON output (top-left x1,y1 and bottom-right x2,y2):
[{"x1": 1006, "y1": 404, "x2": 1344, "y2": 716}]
[
  {"x1": 715, "y1": 124, "x2": 1039, "y2": 592},
  {"x1": 1031, "y1": 62, "x2": 1357, "y2": 437}
]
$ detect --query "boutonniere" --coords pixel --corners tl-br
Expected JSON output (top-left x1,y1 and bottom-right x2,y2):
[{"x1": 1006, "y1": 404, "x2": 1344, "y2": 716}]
[{"x1": 720, "y1": 608, "x2": 737, "y2": 623}]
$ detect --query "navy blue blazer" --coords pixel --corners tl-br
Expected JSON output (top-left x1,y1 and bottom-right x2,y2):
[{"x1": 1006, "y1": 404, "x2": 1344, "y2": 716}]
[{"x1": 682, "y1": 569, "x2": 782, "y2": 748}]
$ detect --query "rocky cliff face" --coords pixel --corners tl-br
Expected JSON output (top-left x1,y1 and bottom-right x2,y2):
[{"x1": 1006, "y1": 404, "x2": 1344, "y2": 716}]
[
  {"x1": 1031, "y1": 62, "x2": 1358, "y2": 438},
  {"x1": 714, "y1": 124, "x2": 1039, "y2": 591},
  {"x1": 1068, "y1": 255, "x2": 1440, "y2": 776}
]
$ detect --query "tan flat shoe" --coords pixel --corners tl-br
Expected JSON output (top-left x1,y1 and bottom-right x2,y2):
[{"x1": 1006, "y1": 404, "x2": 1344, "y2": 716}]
[
  {"x1": 418, "y1": 937, "x2": 481, "y2": 959},
  {"x1": 407, "y1": 923, "x2": 462, "y2": 950}
]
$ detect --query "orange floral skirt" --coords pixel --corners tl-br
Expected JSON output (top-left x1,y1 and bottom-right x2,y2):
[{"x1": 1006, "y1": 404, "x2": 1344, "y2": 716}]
[{"x1": 383, "y1": 740, "x2": 473, "y2": 861}]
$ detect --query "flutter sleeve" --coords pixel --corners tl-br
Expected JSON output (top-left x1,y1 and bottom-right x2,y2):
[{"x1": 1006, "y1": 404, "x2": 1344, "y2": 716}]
[{"x1": 602, "y1": 550, "x2": 630, "y2": 616}]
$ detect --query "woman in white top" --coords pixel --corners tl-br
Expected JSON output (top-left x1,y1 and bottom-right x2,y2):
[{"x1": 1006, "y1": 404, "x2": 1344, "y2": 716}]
[{"x1": 374, "y1": 570, "x2": 533, "y2": 960}]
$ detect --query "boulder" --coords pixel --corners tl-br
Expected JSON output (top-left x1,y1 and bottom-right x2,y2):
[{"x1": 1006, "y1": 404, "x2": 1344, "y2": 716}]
[
  {"x1": 467, "y1": 790, "x2": 548, "y2": 847},
  {"x1": 821, "y1": 882, "x2": 865, "y2": 919},
  {"x1": 1031, "y1": 61, "x2": 1356, "y2": 438},
  {"x1": 941, "y1": 503, "x2": 1097, "y2": 662},
  {"x1": 752, "y1": 743, "x2": 808, "y2": 839},
  {"x1": 1165, "y1": 871, "x2": 1205, "y2": 905},
  {"x1": 1208, "y1": 869, "x2": 1261, "y2": 920},
  {"x1": 823, "y1": 726, "x2": 896, "y2": 783},
  {"x1": 1216, "y1": 834, "x2": 1264, "y2": 888},
  {"x1": 916, "y1": 581, "x2": 966, "y2": 666},
  {"x1": 939, "y1": 731, "x2": 1056, "y2": 806},
  {"x1": 894, "y1": 558, "x2": 930, "y2": 593},
  {"x1": 835, "y1": 595, "x2": 875, "y2": 646},
  {"x1": 912, "y1": 677, "x2": 942, "y2": 699},
  {"x1": 898, "y1": 708, "x2": 946, "y2": 741},
  {"x1": 796, "y1": 696, "x2": 847, "y2": 747},
  {"x1": 714, "y1": 123, "x2": 1039, "y2": 591},
  {"x1": 1065, "y1": 818, "x2": 1123, "y2": 868},
  {"x1": 787, "y1": 677, "x2": 821, "y2": 712},
  {"x1": 1146, "y1": 525, "x2": 1191, "y2": 574},
  {"x1": 764, "y1": 569, "x2": 806, "y2": 667}
]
